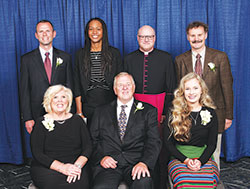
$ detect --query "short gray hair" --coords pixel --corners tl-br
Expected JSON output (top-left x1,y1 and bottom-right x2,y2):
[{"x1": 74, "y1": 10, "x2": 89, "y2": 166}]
[{"x1": 113, "y1": 72, "x2": 135, "y2": 87}]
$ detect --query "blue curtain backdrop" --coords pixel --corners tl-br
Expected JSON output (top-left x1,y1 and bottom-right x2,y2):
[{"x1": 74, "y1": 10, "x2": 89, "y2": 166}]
[{"x1": 0, "y1": 0, "x2": 249, "y2": 164}]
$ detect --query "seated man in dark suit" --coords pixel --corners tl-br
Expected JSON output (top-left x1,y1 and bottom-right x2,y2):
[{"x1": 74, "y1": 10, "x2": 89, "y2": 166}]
[{"x1": 90, "y1": 72, "x2": 161, "y2": 189}]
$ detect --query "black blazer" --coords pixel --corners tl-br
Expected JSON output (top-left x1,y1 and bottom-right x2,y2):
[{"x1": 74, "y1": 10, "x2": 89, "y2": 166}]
[
  {"x1": 20, "y1": 47, "x2": 73, "y2": 122},
  {"x1": 90, "y1": 100, "x2": 161, "y2": 171},
  {"x1": 74, "y1": 46, "x2": 123, "y2": 102}
]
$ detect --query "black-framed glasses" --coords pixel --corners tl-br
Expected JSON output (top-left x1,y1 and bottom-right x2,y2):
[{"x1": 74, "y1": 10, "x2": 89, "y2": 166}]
[{"x1": 138, "y1": 35, "x2": 155, "y2": 40}]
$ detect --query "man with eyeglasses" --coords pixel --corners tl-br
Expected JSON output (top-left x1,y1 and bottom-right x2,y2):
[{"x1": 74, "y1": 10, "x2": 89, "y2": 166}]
[{"x1": 124, "y1": 25, "x2": 176, "y2": 189}]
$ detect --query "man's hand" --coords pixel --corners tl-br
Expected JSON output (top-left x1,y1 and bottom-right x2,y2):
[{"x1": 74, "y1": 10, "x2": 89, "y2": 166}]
[
  {"x1": 131, "y1": 162, "x2": 150, "y2": 180},
  {"x1": 225, "y1": 119, "x2": 232, "y2": 130},
  {"x1": 100, "y1": 156, "x2": 118, "y2": 169},
  {"x1": 25, "y1": 120, "x2": 35, "y2": 134}
]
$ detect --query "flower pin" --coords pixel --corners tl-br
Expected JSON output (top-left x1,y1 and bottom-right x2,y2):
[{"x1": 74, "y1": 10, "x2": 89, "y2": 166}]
[
  {"x1": 208, "y1": 62, "x2": 216, "y2": 72},
  {"x1": 200, "y1": 110, "x2": 212, "y2": 126},
  {"x1": 42, "y1": 117, "x2": 55, "y2": 131},
  {"x1": 134, "y1": 102, "x2": 144, "y2": 113},
  {"x1": 56, "y1": 57, "x2": 63, "y2": 68}
]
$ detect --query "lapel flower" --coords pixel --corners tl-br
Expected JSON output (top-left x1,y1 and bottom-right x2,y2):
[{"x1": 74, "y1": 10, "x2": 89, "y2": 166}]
[
  {"x1": 134, "y1": 102, "x2": 144, "y2": 113},
  {"x1": 56, "y1": 57, "x2": 63, "y2": 68},
  {"x1": 208, "y1": 62, "x2": 216, "y2": 72},
  {"x1": 200, "y1": 110, "x2": 212, "y2": 126},
  {"x1": 42, "y1": 117, "x2": 55, "y2": 131}
]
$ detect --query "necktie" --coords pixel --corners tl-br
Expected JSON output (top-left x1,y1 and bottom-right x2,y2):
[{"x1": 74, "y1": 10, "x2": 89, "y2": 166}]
[
  {"x1": 195, "y1": 54, "x2": 202, "y2": 77},
  {"x1": 44, "y1": 52, "x2": 52, "y2": 83},
  {"x1": 118, "y1": 105, "x2": 127, "y2": 140}
]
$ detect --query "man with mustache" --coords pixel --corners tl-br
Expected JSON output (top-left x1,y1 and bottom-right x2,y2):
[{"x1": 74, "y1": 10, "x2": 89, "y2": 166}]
[{"x1": 175, "y1": 21, "x2": 233, "y2": 174}]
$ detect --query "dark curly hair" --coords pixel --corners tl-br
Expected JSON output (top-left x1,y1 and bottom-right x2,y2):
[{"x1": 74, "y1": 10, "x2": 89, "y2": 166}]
[{"x1": 186, "y1": 21, "x2": 208, "y2": 35}]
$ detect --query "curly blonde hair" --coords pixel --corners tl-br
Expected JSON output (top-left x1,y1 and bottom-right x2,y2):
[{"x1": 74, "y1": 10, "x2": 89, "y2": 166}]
[{"x1": 170, "y1": 73, "x2": 215, "y2": 142}]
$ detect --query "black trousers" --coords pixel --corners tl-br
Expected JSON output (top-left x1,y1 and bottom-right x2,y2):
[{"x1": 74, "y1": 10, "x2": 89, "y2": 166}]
[{"x1": 92, "y1": 164, "x2": 153, "y2": 189}]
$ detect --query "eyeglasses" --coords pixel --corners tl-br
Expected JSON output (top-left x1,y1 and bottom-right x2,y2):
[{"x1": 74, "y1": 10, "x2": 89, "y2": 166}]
[{"x1": 138, "y1": 35, "x2": 155, "y2": 40}]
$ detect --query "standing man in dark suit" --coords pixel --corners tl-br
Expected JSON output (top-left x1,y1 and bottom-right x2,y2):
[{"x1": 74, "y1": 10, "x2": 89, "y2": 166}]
[
  {"x1": 20, "y1": 20, "x2": 73, "y2": 134},
  {"x1": 175, "y1": 21, "x2": 233, "y2": 170},
  {"x1": 90, "y1": 72, "x2": 161, "y2": 189}
]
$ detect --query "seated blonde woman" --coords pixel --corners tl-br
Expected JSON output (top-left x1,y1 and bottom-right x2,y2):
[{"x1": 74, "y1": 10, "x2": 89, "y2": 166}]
[
  {"x1": 30, "y1": 85, "x2": 92, "y2": 189},
  {"x1": 164, "y1": 73, "x2": 219, "y2": 188}
]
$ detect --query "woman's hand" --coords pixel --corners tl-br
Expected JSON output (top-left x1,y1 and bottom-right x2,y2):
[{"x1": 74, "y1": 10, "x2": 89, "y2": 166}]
[
  {"x1": 185, "y1": 158, "x2": 201, "y2": 171},
  {"x1": 61, "y1": 163, "x2": 81, "y2": 183}
]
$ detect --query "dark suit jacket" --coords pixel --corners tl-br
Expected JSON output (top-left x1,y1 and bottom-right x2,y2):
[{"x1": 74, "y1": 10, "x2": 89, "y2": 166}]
[
  {"x1": 74, "y1": 46, "x2": 123, "y2": 102},
  {"x1": 90, "y1": 100, "x2": 161, "y2": 171},
  {"x1": 20, "y1": 47, "x2": 73, "y2": 122},
  {"x1": 175, "y1": 47, "x2": 233, "y2": 132}
]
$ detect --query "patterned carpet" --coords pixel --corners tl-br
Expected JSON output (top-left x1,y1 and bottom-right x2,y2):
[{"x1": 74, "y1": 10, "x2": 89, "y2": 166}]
[{"x1": 0, "y1": 157, "x2": 250, "y2": 189}]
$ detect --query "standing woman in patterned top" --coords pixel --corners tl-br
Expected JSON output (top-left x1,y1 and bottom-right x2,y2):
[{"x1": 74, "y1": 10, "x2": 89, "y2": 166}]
[
  {"x1": 164, "y1": 72, "x2": 219, "y2": 188},
  {"x1": 74, "y1": 18, "x2": 123, "y2": 127}
]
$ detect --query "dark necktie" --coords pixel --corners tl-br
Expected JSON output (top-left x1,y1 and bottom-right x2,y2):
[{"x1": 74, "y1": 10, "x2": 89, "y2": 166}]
[
  {"x1": 195, "y1": 54, "x2": 202, "y2": 77},
  {"x1": 44, "y1": 52, "x2": 52, "y2": 83},
  {"x1": 118, "y1": 105, "x2": 127, "y2": 140}
]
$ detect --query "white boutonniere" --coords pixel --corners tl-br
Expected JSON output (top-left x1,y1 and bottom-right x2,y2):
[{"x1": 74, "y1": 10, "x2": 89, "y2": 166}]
[
  {"x1": 42, "y1": 117, "x2": 55, "y2": 131},
  {"x1": 134, "y1": 102, "x2": 144, "y2": 113},
  {"x1": 56, "y1": 57, "x2": 63, "y2": 68},
  {"x1": 200, "y1": 110, "x2": 212, "y2": 126},
  {"x1": 208, "y1": 62, "x2": 216, "y2": 72}
]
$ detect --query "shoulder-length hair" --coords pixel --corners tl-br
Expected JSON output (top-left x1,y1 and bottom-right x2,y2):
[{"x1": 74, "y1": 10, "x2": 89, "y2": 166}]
[
  {"x1": 43, "y1": 85, "x2": 73, "y2": 113},
  {"x1": 170, "y1": 72, "x2": 215, "y2": 142},
  {"x1": 82, "y1": 17, "x2": 112, "y2": 77}
]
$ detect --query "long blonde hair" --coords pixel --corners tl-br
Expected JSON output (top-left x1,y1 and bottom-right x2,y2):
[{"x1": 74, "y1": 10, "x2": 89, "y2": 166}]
[{"x1": 170, "y1": 73, "x2": 215, "y2": 142}]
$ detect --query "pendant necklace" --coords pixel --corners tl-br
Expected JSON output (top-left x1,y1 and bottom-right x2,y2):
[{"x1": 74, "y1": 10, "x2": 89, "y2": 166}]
[
  {"x1": 190, "y1": 112, "x2": 199, "y2": 125},
  {"x1": 56, "y1": 120, "x2": 66, "y2": 124}
]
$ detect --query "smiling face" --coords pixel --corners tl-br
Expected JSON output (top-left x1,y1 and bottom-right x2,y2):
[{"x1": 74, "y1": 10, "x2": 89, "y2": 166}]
[
  {"x1": 137, "y1": 25, "x2": 156, "y2": 53},
  {"x1": 35, "y1": 22, "x2": 56, "y2": 50},
  {"x1": 51, "y1": 90, "x2": 69, "y2": 114},
  {"x1": 184, "y1": 78, "x2": 202, "y2": 107},
  {"x1": 187, "y1": 26, "x2": 207, "y2": 53},
  {"x1": 88, "y1": 20, "x2": 103, "y2": 45},
  {"x1": 114, "y1": 74, "x2": 135, "y2": 104}
]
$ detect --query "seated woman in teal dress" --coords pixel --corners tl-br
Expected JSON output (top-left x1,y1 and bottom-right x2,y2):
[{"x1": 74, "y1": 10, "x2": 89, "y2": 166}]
[
  {"x1": 30, "y1": 85, "x2": 92, "y2": 189},
  {"x1": 164, "y1": 73, "x2": 219, "y2": 189}
]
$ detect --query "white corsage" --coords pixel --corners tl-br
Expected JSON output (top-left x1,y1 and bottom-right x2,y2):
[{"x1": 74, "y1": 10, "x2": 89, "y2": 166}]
[
  {"x1": 42, "y1": 117, "x2": 55, "y2": 131},
  {"x1": 208, "y1": 62, "x2": 216, "y2": 72},
  {"x1": 56, "y1": 57, "x2": 63, "y2": 67},
  {"x1": 200, "y1": 110, "x2": 212, "y2": 126},
  {"x1": 134, "y1": 102, "x2": 144, "y2": 113}
]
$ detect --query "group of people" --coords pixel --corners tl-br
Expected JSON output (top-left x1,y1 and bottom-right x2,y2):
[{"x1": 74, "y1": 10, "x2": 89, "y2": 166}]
[{"x1": 19, "y1": 18, "x2": 233, "y2": 189}]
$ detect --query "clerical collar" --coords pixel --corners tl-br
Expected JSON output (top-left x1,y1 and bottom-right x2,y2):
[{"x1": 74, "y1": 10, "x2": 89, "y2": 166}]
[{"x1": 139, "y1": 48, "x2": 155, "y2": 55}]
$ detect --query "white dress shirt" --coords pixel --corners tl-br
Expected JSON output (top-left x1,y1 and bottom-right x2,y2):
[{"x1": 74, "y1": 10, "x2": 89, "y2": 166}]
[
  {"x1": 117, "y1": 98, "x2": 134, "y2": 124},
  {"x1": 192, "y1": 46, "x2": 206, "y2": 71},
  {"x1": 39, "y1": 46, "x2": 53, "y2": 67}
]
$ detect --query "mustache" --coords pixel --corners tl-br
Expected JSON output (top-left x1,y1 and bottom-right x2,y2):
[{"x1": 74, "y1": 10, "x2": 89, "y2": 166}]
[{"x1": 191, "y1": 40, "x2": 203, "y2": 43}]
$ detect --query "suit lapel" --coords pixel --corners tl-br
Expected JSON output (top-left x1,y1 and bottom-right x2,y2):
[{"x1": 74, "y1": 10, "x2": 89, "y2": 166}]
[
  {"x1": 184, "y1": 50, "x2": 193, "y2": 73},
  {"x1": 123, "y1": 100, "x2": 137, "y2": 138},
  {"x1": 108, "y1": 101, "x2": 121, "y2": 141},
  {"x1": 33, "y1": 48, "x2": 49, "y2": 82},
  {"x1": 51, "y1": 47, "x2": 58, "y2": 83},
  {"x1": 203, "y1": 47, "x2": 213, "y2": 78}
]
